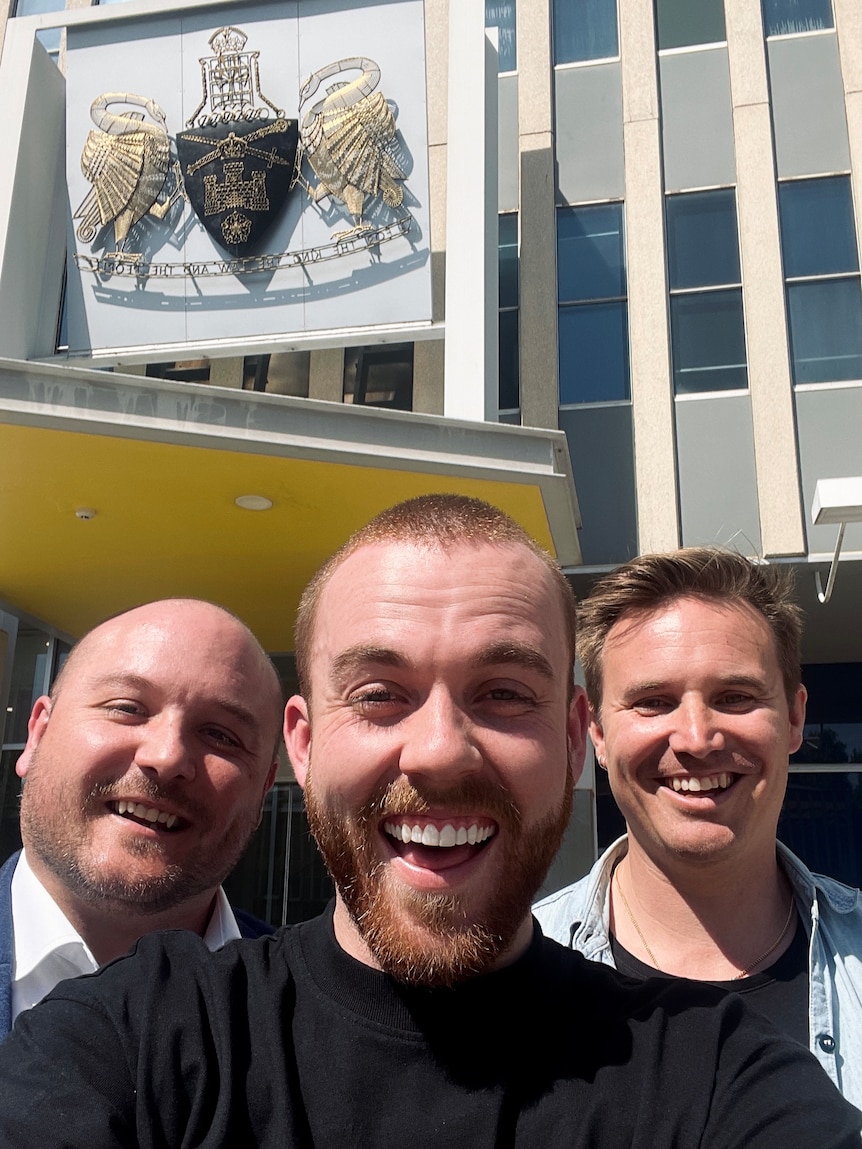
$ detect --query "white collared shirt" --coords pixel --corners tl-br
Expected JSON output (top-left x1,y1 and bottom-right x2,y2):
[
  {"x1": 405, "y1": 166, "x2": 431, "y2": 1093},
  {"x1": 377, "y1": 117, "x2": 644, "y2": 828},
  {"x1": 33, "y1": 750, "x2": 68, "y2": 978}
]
[{"x1": 10, "y1": 850, "x2": 242, "y2": 1024}]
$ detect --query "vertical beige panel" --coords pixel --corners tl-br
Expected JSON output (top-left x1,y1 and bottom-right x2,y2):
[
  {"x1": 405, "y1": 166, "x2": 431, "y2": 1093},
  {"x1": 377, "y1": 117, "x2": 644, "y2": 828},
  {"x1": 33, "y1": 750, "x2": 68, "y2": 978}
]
[
  {"x1": 416, "y1": 0, "x2": 447, "y2": 415},
  {"x1": 835, "y1": 0, "x2": 862, "y2": 342},
  {"x1": 208, "y1": 357, "x2": 243, "y2": 389},
  {"x1": 620, "y1": 0, "x2": 678, "y2": 553},
  {"x1": 725, "y1": 0, "x2": 805, "y2": 556},
  {"x1": 0, "y1": 1, "x2": 17, "y2": 61},
  {"x1": 308, "y1": 348, "x2": 344, "y2": 403},
  {"x1": 517, "y1": 0, "x2": 557, "y2": 429}
]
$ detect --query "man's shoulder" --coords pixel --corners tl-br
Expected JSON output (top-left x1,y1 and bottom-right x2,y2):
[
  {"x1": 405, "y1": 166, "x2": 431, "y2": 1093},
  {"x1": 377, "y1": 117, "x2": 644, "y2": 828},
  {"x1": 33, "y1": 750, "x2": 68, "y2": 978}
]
[
  {"x1": 232, "y1": 907, "x2": 276, "y2": 939},
  {"x1": 533, "y1": 840, "x2": 624, "y2": 945}
]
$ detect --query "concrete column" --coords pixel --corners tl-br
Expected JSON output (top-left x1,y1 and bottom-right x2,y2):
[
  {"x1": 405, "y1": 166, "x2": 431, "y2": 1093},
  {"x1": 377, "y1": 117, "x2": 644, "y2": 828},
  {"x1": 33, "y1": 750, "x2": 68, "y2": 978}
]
[
  {"x1": 443, "y1": 0, "x2": 498, "y2": 421},
  {"x1": 619, "y1": 0, "x2": 679, "y2": 553},
  {"x1": 413, "y1": 0, "x2": 448, "y2": 415},
  {"x1": 725, "y1": 0, "x2": 805, "y2": 556},
  {"x1": 834, "y1": 0, "x2": 862, "y2": 302},
  {"x1": 517, "y1": 0, "x2": 558, "y2": 430},
  {"x1": 308, "y1": 347, "x2": 344, "y2": 403},
  {"x1": 208, "y1": 356, "x2": 243, "y2": 389}
]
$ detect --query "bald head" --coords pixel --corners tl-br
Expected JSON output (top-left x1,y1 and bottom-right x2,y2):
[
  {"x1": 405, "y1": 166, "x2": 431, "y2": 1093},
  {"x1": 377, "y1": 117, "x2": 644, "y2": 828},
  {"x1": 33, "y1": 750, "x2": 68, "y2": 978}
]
[
  {"x1": 52, "y1": 599, "x2": 283, "y2": 748},
  {"x1": 15, "y1": 598, "x2": 283, "y2": 946}
]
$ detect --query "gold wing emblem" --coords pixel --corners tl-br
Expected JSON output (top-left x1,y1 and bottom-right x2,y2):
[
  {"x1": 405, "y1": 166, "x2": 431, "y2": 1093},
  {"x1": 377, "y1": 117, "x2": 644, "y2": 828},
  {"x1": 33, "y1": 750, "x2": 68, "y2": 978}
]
[
  {"x1": 298, "y1": 57, "x2": 406, "y2": 238},
  {"x1": 74, "y1": 93, "x2": 183, "y2": 254}
]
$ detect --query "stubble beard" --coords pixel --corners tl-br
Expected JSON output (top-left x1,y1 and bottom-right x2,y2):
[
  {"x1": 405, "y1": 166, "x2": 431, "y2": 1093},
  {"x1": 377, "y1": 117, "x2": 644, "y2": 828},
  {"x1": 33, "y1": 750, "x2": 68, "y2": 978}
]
[
  {"x1": 305, "y1": 769, "x2": 573, "y2": 988},
  {"x1": 20, "y1": 758, "x2": 258, "y2": 916}
]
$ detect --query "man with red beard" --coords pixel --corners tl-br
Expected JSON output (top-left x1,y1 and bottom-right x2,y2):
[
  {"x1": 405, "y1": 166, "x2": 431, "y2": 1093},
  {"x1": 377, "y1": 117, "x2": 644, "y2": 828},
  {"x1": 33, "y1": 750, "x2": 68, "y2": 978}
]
[{"x1": 0, "y1": 497, "x2": 859, "y2": 1147}]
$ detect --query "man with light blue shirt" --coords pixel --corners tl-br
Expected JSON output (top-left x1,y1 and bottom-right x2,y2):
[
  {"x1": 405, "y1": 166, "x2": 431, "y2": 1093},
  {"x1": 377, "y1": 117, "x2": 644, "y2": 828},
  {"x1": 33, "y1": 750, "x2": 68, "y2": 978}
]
[
  {"x1": 0, "y1": 597, "x2": 282, "y2": 1038},
  {"x1": 534, "y1": 547, "x2": 862, "y2": 1108}
]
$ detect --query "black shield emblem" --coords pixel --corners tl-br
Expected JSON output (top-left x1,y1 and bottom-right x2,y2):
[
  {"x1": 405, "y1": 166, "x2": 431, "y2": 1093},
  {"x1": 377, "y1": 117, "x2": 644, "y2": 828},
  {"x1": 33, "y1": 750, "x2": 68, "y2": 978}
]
[{"x1": 177, "y1": 117, "x2": 298, "y2": 256}]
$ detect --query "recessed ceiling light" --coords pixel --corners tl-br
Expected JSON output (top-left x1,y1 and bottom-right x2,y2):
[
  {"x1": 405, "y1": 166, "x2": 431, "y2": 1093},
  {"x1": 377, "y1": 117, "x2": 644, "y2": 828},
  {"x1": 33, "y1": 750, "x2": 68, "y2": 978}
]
[{"x1": 235, "y1": 495, "x2": 273, "y2": 511}]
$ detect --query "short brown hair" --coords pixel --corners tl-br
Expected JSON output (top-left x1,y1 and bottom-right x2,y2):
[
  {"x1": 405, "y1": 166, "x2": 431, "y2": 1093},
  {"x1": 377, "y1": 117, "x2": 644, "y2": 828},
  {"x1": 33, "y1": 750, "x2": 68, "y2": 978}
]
[
  {"x1": 578, "y1": 547, "x2": 803, "y2": 712},
  {"x1": 294, "y1": 493, "x2": 577, "y2": 698}
]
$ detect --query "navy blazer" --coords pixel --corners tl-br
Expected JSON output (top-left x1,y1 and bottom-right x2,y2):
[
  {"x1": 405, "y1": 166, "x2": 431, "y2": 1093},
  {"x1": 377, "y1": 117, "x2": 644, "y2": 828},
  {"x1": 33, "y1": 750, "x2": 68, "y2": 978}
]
[{"x1": 0, "y1": 850, "x2": 273, "y2": 1040}]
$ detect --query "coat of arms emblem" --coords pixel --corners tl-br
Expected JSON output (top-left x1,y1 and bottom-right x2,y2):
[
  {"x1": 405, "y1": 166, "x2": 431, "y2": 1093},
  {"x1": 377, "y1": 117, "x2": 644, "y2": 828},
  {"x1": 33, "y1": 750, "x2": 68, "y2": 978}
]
[{"x1": 176, "y1": 26, "x2": 298, "y2": 256}]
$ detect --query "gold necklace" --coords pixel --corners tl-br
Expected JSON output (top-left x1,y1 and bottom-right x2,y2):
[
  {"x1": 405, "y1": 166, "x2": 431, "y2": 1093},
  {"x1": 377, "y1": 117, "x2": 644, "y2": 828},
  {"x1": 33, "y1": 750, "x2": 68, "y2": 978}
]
[{"x1": 613, "y1": 869, "x2": 796, "y2": 981}]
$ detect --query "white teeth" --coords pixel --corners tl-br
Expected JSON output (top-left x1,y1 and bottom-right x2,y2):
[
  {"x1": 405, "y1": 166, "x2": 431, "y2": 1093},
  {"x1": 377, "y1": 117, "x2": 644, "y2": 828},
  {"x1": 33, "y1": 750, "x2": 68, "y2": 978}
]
[
  {"x1": 115, "y1": 801, "x2": 178, "y2": 829},
  {"x1": 670, "y1": 773, "x2": 732, "y2": 793},
  {"x1": 421, "y1": 825, "x2": 439, "y2": 846},
  {"x1": 439, "y1": 824, "x2": 457, "y2": 847},
  {"x1": 384, "y1": 821, "x2": 496, "y2": 848}
]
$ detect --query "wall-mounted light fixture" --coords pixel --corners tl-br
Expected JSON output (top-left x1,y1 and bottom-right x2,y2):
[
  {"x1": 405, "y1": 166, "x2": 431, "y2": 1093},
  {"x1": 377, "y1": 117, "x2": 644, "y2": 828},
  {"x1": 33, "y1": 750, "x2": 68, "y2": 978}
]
[{"x1": 811, "y1": 477, "x2": 862, "y2": 604}]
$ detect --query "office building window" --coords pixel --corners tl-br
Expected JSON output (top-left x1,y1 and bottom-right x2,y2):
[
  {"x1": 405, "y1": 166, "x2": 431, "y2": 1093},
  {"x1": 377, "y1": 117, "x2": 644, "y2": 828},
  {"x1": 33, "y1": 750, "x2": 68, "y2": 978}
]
[
  {"x1": 499, "y1": 213, "x2": 519, "y2": 412},
  {"x1": 13, "y1": 0, "x2": 62, "y2": 56},
  {"x1": 486, "y1": 0, "x2": 516, "y2": 72},
  {"x1": 243, "y1": 353, "x2": 310, "y2": 397},
  {"x1": 553, "y1": 0, "x2": 618, "y2": 65},
  {"x1": 656, "y1": 0, "x2": 726, "y2": 49},
  {"x1": 343, "y1": 344, "x2": 413, "y2": 409},
  {"x1": 666, "y1": 189, "x2": 748, "y2": 394},
  {"x1": 557, "y1": 203, "x2": 629, "y2": 404},
  {"x1": 146, "y1": 360, "x2": 211, "y2": 384},
  {"x1": 762, "y1": 0, "x2": 833, "y2": 37},
  {"x1": 778, "y1": 176, "x2": 862, "y2": 384}
]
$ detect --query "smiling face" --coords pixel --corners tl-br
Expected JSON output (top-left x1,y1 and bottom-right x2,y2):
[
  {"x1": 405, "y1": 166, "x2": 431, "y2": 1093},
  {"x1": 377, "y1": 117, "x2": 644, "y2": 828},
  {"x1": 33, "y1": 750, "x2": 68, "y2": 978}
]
[
  {"x1": 591, "y1": 596, "x2": 806, "y2": 874},
  {"x1": 16, "y1": 601, "x2": 280, "y2": 921},
  {"x1": 284, "y1": 539, "x2": 587, "y2": 985}
]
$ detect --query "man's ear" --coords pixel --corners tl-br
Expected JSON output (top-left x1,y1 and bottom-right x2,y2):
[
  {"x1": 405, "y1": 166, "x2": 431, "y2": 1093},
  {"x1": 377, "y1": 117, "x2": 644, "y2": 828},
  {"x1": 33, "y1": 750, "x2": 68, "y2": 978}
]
[
  {"x1": 788, "y1": 684, "x2": 807, "y2": 755},
  {"x1": 589, "y1": 707, "x2": 608, "y2": 771},
  {"x1": 567, "y1": 686, "x2": 589, "y2": 787},
  {"x1": 16, "y1": 696, "x2": 52, "y2": 779},
  {"x1": 284, "y1": 695, "x2": 311, "y2": 789}
]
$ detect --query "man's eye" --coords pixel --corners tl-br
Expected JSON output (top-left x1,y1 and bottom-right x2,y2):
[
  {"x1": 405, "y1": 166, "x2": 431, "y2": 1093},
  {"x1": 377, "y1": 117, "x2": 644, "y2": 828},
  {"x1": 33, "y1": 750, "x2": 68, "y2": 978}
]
[
  {"x1": 105, "y1": 702, "x2": 143, "y2": 717},
  {"x1": 633, "y1": 698, "x2": 671, "y2": 714},
  {"x1": 350, "y1": 688, "x2": 396, "y2": 706},
  {"x1": 204, "y1": 727, "x2": 241, "y2": 748}
]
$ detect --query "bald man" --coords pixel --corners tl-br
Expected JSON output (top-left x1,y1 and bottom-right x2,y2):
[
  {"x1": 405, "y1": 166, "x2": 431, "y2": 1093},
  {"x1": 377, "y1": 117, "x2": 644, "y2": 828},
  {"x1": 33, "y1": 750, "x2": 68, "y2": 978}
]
[{"x1": 0, "y1": 598, "x2": 282, "y2": 1038}]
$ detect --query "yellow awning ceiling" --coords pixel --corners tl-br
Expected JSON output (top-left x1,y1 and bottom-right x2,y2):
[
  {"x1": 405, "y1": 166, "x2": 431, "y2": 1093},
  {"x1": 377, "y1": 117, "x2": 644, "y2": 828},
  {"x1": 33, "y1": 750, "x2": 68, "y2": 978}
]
[{"x1": 0, "y1": 361, "x2": 580, "y2": 649}]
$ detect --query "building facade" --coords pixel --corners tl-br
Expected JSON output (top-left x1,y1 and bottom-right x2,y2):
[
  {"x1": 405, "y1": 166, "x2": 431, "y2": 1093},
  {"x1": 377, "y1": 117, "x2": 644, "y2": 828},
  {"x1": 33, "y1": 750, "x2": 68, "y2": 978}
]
[{"x1": 1, "y1": 0, "x2": 861, "y2": 923}]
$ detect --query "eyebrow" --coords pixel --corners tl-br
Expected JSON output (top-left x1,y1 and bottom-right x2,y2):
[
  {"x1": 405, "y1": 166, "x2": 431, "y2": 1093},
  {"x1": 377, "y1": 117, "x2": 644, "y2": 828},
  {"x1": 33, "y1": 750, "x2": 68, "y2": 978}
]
[
  {"x1": 84, "y1": 673, "x2": 262, "y2": 734},
  {"x1": 620, "y1": 673, "x2": 769, "y2": 702},
  {"x1": 328, "y1": 641, "x2": 555, "y2": 684}
]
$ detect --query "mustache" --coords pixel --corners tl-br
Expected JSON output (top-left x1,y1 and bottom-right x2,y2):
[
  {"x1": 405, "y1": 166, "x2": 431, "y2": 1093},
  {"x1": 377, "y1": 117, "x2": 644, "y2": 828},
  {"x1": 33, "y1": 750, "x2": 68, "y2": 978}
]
[
  {"x1": 353, "y1": 774, "x2": 523, "y2": 829},
  {"x1": 85, "y1": 776, "x2": 206, "y2": 826}
]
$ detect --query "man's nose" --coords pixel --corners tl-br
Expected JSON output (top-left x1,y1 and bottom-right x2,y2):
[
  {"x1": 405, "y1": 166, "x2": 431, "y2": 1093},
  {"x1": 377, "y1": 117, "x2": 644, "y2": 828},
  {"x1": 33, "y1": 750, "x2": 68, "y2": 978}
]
[
  {"x1": 397, "y1": 691, "x2": 483, "y2": 783},
  {"x1": 133, "y1": 716, "x2": 196, "y2": 781},
  {"x1": 667, "y1": 698, "x2": 726, "y2": 759}
]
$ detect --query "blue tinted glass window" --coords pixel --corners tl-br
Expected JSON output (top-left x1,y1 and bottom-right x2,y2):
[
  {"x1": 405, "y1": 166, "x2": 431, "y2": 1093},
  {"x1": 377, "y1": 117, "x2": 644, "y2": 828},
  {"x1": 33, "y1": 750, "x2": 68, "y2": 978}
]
[
  {"x1": 499, "y1": 310, "x2": 520, "y2": 410},
  {"x1": 779, "y1": 178, "x2": 859, "y2": 278},
  {"x1": 499, "y1": 214, "x2": 518, "y2": 308},
  {"x1": 670, "y1": 289, "x2": 748, "y2": 393},
  {"x1": 559, "y1": 301, "x2": 629, "y2": 403},
  {"x1": 786, "y1": 278, "x2": 862, "y2": 383},
  {"x1": 486, "y1": 0, "x2": 517, "y2": 72},
  {"x1": 666, "y1": 190, "x2": 740, "y2": 290},
  {"x1": 656, "y1": 0, "x2": 726, "y2": 49},
  {"x1": 558, "y1": 203, "x2": 625, "y2": 303},
  {"x1": 762, "y1": 0, "x2": 833, "y2": 36},
  {"x1": 13, "y1": 0, "x2": 63, "y2": 12},
  {"x1": 553, "y1": 0, "x2": 618, "y2": 64}
]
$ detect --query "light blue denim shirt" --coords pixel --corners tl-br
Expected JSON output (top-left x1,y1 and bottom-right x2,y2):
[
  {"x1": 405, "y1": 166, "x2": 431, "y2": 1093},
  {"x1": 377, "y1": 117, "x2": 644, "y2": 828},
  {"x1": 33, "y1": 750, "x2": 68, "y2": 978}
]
[{"x1": 534, "y1": 836, "x2": 862, "y2": 1108}]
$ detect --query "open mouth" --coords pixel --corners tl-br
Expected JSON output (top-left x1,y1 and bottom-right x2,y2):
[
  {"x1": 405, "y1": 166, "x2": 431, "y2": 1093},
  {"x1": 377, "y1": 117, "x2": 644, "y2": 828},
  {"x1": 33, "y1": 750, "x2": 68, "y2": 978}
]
[
  {"x1": 381, "y1": 818, "x2": 498, "y2": 871},
  {"x1": 109, "y1": 800, "x2": 185, "y2": 831},
  {"x1": 664, "y1": 772, "x2": 735, "y2": 794}
]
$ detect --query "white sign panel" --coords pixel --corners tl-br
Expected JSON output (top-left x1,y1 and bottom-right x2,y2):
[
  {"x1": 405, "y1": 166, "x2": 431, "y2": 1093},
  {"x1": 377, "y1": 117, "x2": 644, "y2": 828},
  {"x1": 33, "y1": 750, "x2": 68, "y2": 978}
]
[{"x1": 65, "y1": 0, "x2": 430, "y2": 357}]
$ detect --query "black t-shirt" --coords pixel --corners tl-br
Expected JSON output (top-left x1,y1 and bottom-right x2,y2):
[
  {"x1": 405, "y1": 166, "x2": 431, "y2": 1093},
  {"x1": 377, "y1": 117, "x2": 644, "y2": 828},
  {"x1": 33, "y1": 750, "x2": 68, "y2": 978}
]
[
  {"x1": 612, "y1": 918, "x2": 810, "y2": 1046},
  {"x1": 0, "y1": 908, "x2": 858, "y2": 1148}
]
